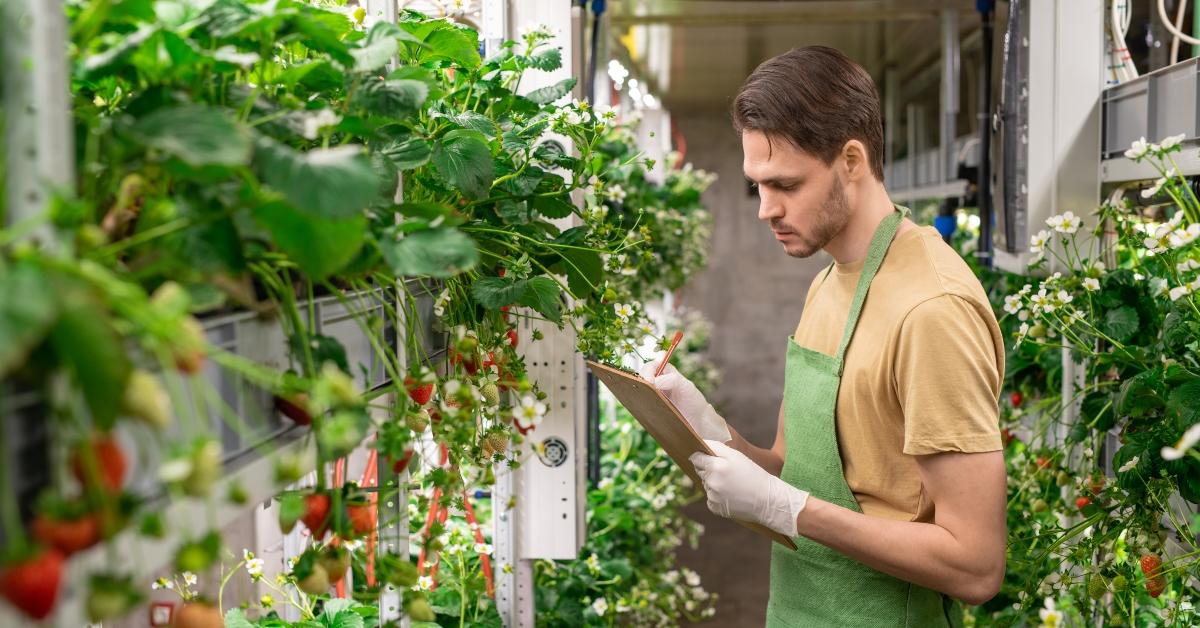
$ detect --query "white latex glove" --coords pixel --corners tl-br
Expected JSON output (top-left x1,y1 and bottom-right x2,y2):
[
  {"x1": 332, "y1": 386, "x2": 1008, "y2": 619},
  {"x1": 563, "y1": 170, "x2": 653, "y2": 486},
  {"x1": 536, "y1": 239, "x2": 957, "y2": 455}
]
[
  {"x1": 688, "y1": 440, "x2": 810, "y2": 538},
  {"x1": 638, "y1": 359, "x2": 732, "y2": 442}
]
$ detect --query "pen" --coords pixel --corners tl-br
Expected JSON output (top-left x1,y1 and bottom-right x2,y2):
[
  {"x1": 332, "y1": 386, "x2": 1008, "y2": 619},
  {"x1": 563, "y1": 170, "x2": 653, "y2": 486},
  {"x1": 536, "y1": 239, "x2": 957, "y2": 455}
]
[{"x1": 654, "y1": 330, "x2": 685, "y2": 377}]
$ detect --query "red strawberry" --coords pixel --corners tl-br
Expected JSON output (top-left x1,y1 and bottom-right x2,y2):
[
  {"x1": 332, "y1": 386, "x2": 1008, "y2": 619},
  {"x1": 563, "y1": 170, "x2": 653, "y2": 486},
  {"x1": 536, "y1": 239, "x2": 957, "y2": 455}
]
[
  {"x1": 1141, "y1": 554, "x2": 1162, "y2": 578},
  {"x1": 390, "y1": 447, "x2": 415, "y2": 474},
  {"x1": 1147, "y1": 576, "x2": 1167, "y2": 598},
  {"x1": 0, "y1": 548, "x2": 64, "y2": 620},
  {"x1": 1035, "y1": 456, "x2": 1052, "y2": 470},
  {"x1": 174, "y1": 600, "x2": 223, "y2": 627},
  {"x1": 70, "y1": 435, "x2": 127, "y2": 493},
  {"x1": 346, "y1": 502, "x2": 376, "y2": 538},
  {"x1": 450, "y1": 349, "x2": 479, "y2": 375},
  {"x1": 1010, "y1": 391, "x2": 1023, "y2": 407},
  {"x1": 404, "y1": 377, "x2": 434, "y2": 405},
  {"x1": 506, "y1": 329, "x2": 518, "y2": 349},
  {"x1": 274, "y1": 393, "x2": 312, "y2": 426},
  {"x1": 301, "y1": 492, "x2": 331, "y2": 539},
  {"x1": 1075, "y1": 496, "x2": 1091, "y2": 509},
  {"x1": 500, "y1": 305, "x2": 511, "y2": 322},
  {"x1": 32, "y1": 513, "x2": 101, "y2": 556}
]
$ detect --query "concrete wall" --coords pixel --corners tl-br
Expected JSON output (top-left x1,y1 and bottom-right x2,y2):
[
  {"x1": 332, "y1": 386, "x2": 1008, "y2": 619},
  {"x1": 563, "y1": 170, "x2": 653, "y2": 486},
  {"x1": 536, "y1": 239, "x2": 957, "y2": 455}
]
[{"x1": 672, "y1": 112, "x2": 829, "y2": 626}]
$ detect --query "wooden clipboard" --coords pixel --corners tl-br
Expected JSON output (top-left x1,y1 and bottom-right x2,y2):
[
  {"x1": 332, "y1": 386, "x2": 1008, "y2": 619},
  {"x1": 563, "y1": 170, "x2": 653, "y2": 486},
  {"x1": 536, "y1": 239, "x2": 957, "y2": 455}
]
[{"x1": 586, "y1": 360, "x2": 798, "y2": 550}]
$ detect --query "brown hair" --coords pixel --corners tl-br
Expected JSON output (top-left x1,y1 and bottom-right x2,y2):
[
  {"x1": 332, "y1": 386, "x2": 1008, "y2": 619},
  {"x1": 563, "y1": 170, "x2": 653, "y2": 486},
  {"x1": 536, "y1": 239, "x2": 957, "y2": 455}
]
[{"x1": 732, "y1": 46, "x2": 885, "y2": 181}]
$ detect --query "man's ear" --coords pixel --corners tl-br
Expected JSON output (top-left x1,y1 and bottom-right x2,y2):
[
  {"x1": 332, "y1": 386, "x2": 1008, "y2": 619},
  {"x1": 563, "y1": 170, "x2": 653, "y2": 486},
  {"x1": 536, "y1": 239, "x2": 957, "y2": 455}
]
[{"x1": 841, "y1": 139, "x2": 870, "y2": 182}]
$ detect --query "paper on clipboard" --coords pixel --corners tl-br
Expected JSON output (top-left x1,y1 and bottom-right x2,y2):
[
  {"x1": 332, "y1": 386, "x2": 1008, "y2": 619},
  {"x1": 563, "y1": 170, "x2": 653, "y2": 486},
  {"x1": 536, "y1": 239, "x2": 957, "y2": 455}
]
[{"x1": 585, "y1": 360, "x2": 798, "y2": 550}]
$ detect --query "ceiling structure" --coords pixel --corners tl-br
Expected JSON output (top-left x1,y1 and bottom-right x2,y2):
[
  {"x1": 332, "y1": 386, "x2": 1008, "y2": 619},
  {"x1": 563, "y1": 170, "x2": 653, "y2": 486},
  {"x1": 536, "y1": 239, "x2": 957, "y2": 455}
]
[{"x1": 606, "y1": 0, "x2": 985, "y2": 113}]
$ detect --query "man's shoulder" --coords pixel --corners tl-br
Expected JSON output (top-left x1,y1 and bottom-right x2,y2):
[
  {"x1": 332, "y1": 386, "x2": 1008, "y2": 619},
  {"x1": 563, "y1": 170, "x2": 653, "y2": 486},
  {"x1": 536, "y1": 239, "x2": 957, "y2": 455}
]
[{"x1": 875, "y1": 226, "x2": 991, "y2": 313}]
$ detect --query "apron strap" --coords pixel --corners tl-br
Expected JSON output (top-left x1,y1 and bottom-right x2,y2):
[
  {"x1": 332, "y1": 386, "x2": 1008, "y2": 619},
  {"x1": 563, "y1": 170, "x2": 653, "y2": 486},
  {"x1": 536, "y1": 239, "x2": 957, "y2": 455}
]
[{"x1": 833, "y1": 205, "x2": 909, "y2": 374}]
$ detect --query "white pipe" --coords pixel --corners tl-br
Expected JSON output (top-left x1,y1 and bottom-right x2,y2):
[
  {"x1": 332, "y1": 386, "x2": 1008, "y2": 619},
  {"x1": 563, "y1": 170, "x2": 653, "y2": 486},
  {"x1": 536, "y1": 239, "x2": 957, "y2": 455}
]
[
  {"x1": 1171, "y1": 0, "x2": 1189, "y2": 64},
  {"x1": 1159, "y1": 0, "x2": 1200, "y2": 46}
]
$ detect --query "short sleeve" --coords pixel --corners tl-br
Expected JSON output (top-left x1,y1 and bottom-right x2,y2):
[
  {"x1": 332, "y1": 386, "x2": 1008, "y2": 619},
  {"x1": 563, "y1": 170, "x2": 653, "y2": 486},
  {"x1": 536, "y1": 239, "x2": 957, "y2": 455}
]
[{"x1": 894, "y1": 294, "x2": 1004, "y2": 455}]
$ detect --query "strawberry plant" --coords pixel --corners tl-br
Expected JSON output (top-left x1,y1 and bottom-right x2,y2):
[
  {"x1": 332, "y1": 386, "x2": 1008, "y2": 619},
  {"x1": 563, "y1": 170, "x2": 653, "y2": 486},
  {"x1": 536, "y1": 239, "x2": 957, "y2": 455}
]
[{"x1": 0, "y1": 1, "x2": 717, "y2": 622}]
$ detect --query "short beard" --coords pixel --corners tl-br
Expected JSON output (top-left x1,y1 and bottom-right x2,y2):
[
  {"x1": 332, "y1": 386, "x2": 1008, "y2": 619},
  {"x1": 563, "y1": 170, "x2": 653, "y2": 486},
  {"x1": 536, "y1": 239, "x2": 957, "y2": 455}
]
[{"x1": 779, "y1": 177, "x2": 851, "y2": 259}]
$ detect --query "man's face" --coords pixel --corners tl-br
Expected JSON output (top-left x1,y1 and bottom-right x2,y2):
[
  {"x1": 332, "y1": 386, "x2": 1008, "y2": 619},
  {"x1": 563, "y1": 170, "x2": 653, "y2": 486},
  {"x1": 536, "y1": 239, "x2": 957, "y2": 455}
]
[{"x1": 742, "y1": 130, "x2": 851, "y2": 259}]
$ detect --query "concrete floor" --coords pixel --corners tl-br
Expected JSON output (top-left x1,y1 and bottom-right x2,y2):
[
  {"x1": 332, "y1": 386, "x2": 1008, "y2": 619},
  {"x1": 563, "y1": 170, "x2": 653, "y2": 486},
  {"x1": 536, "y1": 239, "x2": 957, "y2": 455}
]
[{"x1": 673, "y1": 113, "x2": 829, "y2": 626}]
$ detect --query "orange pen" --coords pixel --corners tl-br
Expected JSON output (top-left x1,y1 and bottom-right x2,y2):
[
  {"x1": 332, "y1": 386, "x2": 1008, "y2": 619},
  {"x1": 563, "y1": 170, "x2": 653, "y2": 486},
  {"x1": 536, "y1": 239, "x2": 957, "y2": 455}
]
[{"x1": 654, "y1": 330, "x2": 685, "y2": 377}]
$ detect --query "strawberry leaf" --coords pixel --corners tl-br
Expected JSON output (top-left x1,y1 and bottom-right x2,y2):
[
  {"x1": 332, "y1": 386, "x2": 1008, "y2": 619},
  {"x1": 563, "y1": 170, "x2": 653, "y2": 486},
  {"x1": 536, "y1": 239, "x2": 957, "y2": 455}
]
[{"x1": 517, "y1": 277, "x2": 561, "y2": 324}]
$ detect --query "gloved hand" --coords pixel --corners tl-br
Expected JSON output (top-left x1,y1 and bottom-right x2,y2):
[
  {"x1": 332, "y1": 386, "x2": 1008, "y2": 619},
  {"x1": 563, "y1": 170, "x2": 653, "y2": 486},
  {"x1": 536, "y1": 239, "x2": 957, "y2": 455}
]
[
  {"x1": 689, "y1": 440, "x2": 810, "y2": 538},
  {"x1": 639, "y1": 359, "x2": 732, "y2": 443}
]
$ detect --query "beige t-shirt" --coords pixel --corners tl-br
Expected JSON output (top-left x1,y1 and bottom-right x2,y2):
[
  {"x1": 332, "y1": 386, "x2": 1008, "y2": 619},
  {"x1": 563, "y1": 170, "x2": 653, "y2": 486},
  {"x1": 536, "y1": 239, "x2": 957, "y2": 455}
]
[{"x1": 792, "y1": 223, "x2": 1004, "y2": 523}]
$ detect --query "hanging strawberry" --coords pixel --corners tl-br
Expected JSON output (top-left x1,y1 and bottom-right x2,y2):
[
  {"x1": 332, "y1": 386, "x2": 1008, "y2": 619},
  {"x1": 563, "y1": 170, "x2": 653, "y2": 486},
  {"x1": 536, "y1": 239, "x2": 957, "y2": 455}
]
[
  {"x1": 70, "y1": 435, "x2": 127, "y2": 494},
  {"x1": 301, "y1": 492, "x2": 332, "y2": 539},
  {"x1": 0, "y1": 548, "x2": 64, "y2": 620}
]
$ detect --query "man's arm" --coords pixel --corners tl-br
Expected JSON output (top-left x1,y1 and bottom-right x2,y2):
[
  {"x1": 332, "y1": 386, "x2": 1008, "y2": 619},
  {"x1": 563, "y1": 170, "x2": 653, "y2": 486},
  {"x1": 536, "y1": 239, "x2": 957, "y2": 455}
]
[
  {"x1": 723, "y1": 402, "x2": 786, "y2": 477},
  {"x1": 793, "y1": 450, "x2": 1007, "y2": 605}
]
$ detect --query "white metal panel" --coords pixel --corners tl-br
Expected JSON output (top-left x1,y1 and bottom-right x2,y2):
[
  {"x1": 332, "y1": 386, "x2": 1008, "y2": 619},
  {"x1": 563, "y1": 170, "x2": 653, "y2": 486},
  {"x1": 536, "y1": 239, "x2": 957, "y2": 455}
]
[{"x1": 996, "y1": 0, "x2": 1103, "y2": 273}]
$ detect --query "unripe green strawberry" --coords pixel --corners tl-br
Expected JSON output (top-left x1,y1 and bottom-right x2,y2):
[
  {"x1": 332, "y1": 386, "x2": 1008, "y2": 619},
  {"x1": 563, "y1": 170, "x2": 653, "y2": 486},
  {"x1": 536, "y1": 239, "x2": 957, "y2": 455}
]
[
  {"x1": 123, "y1": 370, "x2": 172, "y2": 429},
  {"x1": 1031, "y1": 499, "x2": 1049, "y2": 513},
  {"x1": 481, "y1": 382, "x2": 500, "y2": 406},
  {"x1": 456, "y1": 334, "x2": 479, "y2": 354},
  {"x1": 1111, "y1": 575, "x2": 1128, "y2": 592},
  {"x1": 486, "y1": 432, "x2": 509, "y2": 454},
  {"x1": 1087, "y1": 574, "x2": 1107, "y2": 600},
  {"x1": 406, "y1": 408, "x2": 430, "y2": 433},
  {"x1": 1055, "y1": 471, "x2": 1071, "y2": 487},
  {"x1": 405, "y1": 596, "x2": 435, "y2": 621}
]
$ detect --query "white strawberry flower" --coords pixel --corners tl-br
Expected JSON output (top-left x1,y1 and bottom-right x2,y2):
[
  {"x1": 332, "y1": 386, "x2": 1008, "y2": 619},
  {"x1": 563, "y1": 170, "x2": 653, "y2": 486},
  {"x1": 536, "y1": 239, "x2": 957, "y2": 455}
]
[
  {"x1": 1125, "y1": 137, "x2": 1155, "y2": 160},
  {"x1": 515, "y1": 395, "x2": 547, "y2": 430},
  {"x1": 1170, "y1": 278, "x2": 1200, "y2": 301},
  {"x1": 1039, "y1": 597, "x2": 1063, "y2": 627},
  {"x1": 243, "y1": 550, "x2": 265, "y2": 580},
  {"x1": 1030, "y1": 289, "x2": 1053, "y2": 313},
  {"x1": 474, "y1": 542, "x2": 493, "y2": 555},
  {"x1": 1151, "y1": 277, "x2": 1169, "y2": 297},
  {"x1": 301, "y1": 109, "x2": 342, "y2": 140},
  {"x1": 606, "y1": 184, "x2": 627, "y2": 202},
  {"x1": 1142, "y1": 175, "x2": 1168, "y2": 199},
  {"x1": 415, "y1": 575, "x2": 434, "y2": 591},
  {"x1": 1159, "y1": 133, "x2": 1187, "y2": 151},
  {"x1": 1003, "y1": 294, "x2": 1023, "y2": 315},
  {"x1": 1171, "y1": 223, "x2": 1200, "y2": 248},
  {"x1": 1017, "y1": 322, "x2": 1031, "y2": 340},
  {"x1": 183, "y1": 572, "x2": 198, "y2": 587},
  {"x1": 1083, "y1": 277, "x2": 1100, "y2": 291},
  {"x1": 1178, "y1": 258, "x2": 1200, "y2": 273},
  {"x1": 1161, "y1": 422, "x2": 1200, "y2": 460},
  {"x1": 613, "y1": 302, "x2": 634, "y2": 322},
  {"x1": 1118, "y1": 456, "x2": 1140, "y2": 473},
  {"x1": 1046, "y1": 211, "x2": 1082, "y2": 235},
  {"x1": 1029, "y1": 230, "x2": 1051, "y2": 254},
  {"x1": 1145, "y1": 223, "x2": 1173, "y2": 254},
  {"x1": 1018, "y1": 309, "x2": 1031, "y2": 321},
  {"x1": 591, "y1": 597, "x2": 609, "y2": 617},
  {"x1": 1056, "y1": 290, "x2": 1073, "y2": 305}
]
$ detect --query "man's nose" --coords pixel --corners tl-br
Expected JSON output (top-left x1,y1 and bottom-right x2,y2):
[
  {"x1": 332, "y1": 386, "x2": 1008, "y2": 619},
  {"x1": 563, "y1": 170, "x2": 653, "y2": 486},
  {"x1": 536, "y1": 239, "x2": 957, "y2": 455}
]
[{"x1": 757, "y1": 189, "x2": 784, "y2": 222}]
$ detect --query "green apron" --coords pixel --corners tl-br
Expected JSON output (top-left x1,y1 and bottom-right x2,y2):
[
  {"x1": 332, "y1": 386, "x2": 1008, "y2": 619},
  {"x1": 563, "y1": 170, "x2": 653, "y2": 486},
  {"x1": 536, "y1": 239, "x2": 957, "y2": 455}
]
[{"x1": 766, "y1": 207, "x2": 964, "y2": 628}]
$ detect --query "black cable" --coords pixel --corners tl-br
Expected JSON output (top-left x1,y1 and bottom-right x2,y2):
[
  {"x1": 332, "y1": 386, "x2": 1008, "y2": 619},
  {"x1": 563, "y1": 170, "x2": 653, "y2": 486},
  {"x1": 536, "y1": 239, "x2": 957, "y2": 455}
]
[{"x1": 977, "y1": 0, "x2": 996, "y2": 268}]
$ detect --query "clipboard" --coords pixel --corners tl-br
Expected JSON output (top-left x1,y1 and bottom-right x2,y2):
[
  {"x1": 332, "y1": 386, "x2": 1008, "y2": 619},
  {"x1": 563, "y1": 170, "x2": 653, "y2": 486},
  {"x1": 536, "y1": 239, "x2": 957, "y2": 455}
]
[{"x1": 586, "y1": 360, "x2": 798, "y2": 550}]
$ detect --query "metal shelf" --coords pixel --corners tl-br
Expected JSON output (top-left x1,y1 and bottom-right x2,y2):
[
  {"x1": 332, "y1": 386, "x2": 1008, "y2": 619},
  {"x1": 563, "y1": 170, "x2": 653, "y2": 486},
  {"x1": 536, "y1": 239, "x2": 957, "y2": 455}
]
[{"x1": 1102, "y1": 56, "x2": 1200, "y2": 182}]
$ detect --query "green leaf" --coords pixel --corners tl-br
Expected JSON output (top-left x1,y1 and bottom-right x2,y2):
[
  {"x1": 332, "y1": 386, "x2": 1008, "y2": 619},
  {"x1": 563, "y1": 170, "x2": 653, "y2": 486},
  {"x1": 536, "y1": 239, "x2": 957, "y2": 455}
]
[
  {"x1": 351, "y1": 22, "x2": 400, "y2": 71},
  {"x1": 379, "y1": 228, "x2": 479, "y2": 279},
  {"x1": 471, "y1": 277, "x2": 528, "y2": 309},
  {"x1": 533, "y1": 194, "x2": 575, "y2": 219},
  {"x1": 421, "y1": 24, "x2": 480, "y2": 69},
  {"x1": 528, "y1": 47, "x2": 562, "y2": 71},
  {"x1": 354, "y1": 79, "x2": 428, "y2": 118},
  {"x1": 497, "y1": 199, "x2": 532, "y2": 224},
  {"x1": 1168, "y1": 378, "x2": 1200, "y2": 422},
  {"x1": 526, "y1": 78, "x2": 577, "y2": 105},
  {"x1": 518, "y1": 276, "x2": 561, "y2": 323},
  {"x1": 132, "y1": 105, "x2": 251, "y2": 167},
  {"x1": 1101, "y1": 306, "x2": 1139, "y2": 343},
  {"x1": 0, "y1": 263, "x2": 58, "y2": 378},
  {"x1": 254, "y1": 138, "x2": 378, "y2": 219},
  {"x1": 50, "y1": 305, "x2": 132, "y2": 431},
  {"x1": 446, "y1": 111, "x2": 497, "y2": 137},
  {"x1": 252, "y1": 202, "x2": 367, "y2": 280},
  {"x1": 559, "y1": 248, "x2": 602, "y2": 298},
  {"x1": 1116, "y1": 370, "x2": 1165, "y2": 417},
  {"x1": 432, "y1": 129, "x2": 494, "y2": 200},
  {"x1": 224, "y1": 608, "x2": 255, "y2": 628},
  {"x1": 380, "y1": 137, "x2": 431, "y2": 171},
  {"x1": 1081, "y1": 392, "x2": 1117, "y2": 432},
  {"x1": 177, "y1": 213, "x2": 246, "y2": 274},
  {"x1": 288, "y1": 333, "x2": 349, "y2": 374}
]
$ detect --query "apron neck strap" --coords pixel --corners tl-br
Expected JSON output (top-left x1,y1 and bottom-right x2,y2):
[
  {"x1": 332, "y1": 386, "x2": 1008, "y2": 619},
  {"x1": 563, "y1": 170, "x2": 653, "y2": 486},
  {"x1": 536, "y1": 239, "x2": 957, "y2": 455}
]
[{"x1": 834, "y1": 206, "x2": 908, "y2": 374}]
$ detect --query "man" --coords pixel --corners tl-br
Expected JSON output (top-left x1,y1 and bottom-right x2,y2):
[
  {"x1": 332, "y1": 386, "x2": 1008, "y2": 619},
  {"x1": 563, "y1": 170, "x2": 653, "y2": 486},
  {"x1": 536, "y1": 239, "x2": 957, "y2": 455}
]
[{"x1": 639, "y1": 46, "x2": 1007, "y2": 626}]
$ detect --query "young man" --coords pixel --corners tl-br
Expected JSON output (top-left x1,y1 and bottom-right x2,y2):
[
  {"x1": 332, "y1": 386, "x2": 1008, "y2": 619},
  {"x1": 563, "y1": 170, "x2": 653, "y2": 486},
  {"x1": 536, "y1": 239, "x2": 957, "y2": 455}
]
[{"x1": 639, "y1": 46, "x2": 1007, "y2": 626}]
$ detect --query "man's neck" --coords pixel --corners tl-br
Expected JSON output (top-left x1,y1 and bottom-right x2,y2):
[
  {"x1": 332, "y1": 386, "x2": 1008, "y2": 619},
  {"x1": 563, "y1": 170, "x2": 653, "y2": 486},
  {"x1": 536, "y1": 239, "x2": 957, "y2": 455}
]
[{"x1": 823, "y1": 187, "x2": 909, "y2": 265}]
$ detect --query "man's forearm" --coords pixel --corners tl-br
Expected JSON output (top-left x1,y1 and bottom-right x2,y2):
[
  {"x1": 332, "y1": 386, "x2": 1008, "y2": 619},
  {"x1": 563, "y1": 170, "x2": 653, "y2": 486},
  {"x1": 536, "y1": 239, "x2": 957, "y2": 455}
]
[
  {"x1": 794, "y1": 497, "x2": 1004, "y2": 605},
  {"x1": 725, "y1": 427, "x2": 784, "y2": 477}
]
